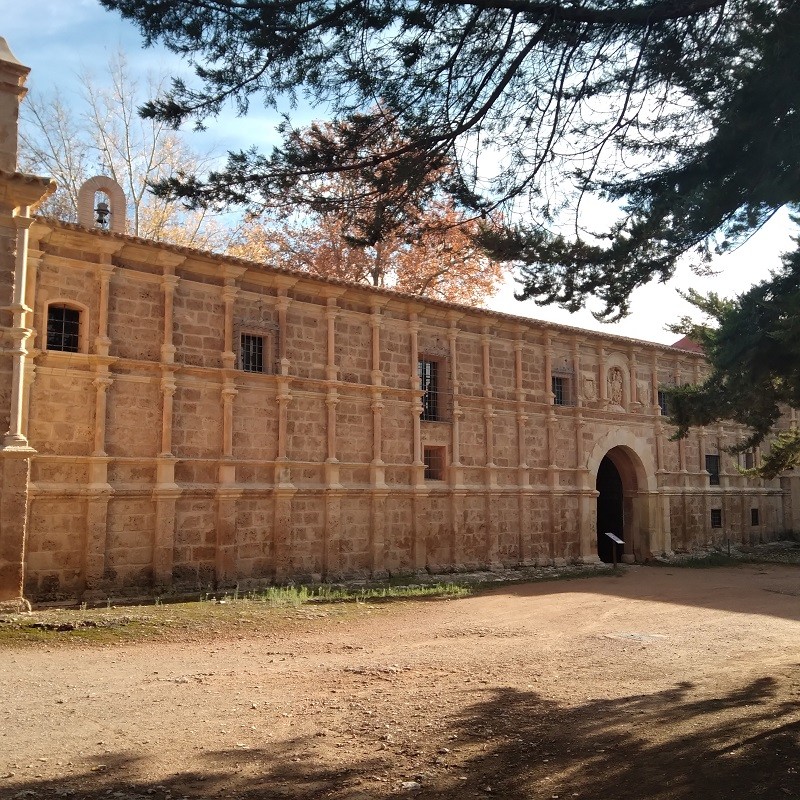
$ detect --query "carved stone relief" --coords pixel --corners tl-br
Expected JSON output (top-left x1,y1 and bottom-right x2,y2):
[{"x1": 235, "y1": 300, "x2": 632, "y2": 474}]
[{"x1": 608, "y1": 366, "x2": 624, "y2": 406}]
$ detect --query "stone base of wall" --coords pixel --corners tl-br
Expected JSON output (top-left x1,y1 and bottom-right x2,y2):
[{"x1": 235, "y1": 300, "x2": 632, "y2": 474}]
[
  {"x1": 0, "y1": 448, "x2": 32, "y2": 601},
  {"x1": 20, "y1": 480, "x2": 788, "y2": 603}
]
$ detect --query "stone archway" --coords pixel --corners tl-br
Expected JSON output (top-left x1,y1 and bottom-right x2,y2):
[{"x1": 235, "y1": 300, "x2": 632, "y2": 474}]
[
  {"x1": 596, "y1": 446, "x2": 648, "y2": 563},
  {"x1": 596, "y1": 454, "x2": 624, "y2": 563},
  {"x1": 586, "y1": 432, "x2": 659, "y2": 563}
]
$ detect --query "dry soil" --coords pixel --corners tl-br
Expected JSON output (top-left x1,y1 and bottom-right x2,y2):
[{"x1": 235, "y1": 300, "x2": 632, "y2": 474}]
[{"x1": 1, "y1": 563, "x2": 799, "y2": 800}]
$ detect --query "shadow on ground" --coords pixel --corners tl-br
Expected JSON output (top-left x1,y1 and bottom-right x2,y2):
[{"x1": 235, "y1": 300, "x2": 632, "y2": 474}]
[{"x1": 5, "y1": 672, "x2": 798, "y2": 799}]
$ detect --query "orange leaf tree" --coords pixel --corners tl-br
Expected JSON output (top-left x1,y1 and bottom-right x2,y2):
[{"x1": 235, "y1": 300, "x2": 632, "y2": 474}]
[{"x1": 228, "y1": 111, "x2": 504, "y2": 305}]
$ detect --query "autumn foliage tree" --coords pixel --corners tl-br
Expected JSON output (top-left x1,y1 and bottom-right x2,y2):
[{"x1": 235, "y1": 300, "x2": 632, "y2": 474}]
[{"x1": 228, "y1": 113, "x2": 504, "y2": 304}]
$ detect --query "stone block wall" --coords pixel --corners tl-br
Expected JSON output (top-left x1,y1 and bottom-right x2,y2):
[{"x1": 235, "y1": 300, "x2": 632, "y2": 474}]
[{"x1": 4, "y1": 219, "x2": 791, "y2": 601}]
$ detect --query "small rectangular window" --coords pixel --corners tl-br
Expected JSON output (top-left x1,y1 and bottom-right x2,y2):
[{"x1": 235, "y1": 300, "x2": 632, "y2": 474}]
[
  {"x1": 711, "y1": 508, "x2": 722, "y2": 528},
  {"x1": 657, "y1": 390, "x2": 669, "y2": 416},
  {"x1": 46, "y1": 305, "x2": 80, "y2": 353},
  {"x1": 744, "y1": 451, "x2": 755, "y2": 470},
  {"x1": 419, "y1": 358, "x2": 440, "y2": 421},
  {"x1": 240, "y1": 333, "x2": 264, "y2": 373},
  {"x1": 705, "y1": 454, "x2": 721, "y2": 486},
  {"x1": 751, "y1": 508, "x2": 760, "y2": 526},
  {"x1": 423, "y1": 446, "x2": 446, "y2": 481},
  {"x1": 552, "y1": 375, "x2": 567, "y2": 406}
]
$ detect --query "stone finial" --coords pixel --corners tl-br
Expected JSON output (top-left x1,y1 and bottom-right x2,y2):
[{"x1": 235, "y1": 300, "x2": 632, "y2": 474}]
[
  {"x1": 77, "y1": 176, "x2": 126, "y2": 233},
  {"x1": 0, "y1": 37, "x2": 30, "y2": 173}
]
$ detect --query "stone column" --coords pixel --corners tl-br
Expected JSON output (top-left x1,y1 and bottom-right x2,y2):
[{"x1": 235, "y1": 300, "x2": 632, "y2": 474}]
[
  {"x1": 0, "y1": 208, "x2": 36, "y2": 601},
  {"x1": 0, "y1": 43, "x2": 54, "y2": 603},
  {"x1": 650, "y1": 351, "x2": 660, "y2": 415},
  {"x1": 409, "y1": 311, "x2": 424, "y2": 485},
  {"x1": 322, "y1": 294, "x2": 342, "y2": 578},
  {"x1": 598, "y1": 345, "x2": 608, "y2": 408},
  {"x1": 629, "y1": 347, "x2": 639, "y2": 408},
  {"x1": 217, "y1": 272, "x2": 243, "y2": 586},
  {"x1": 215, "y1": 487, "x2": 242, "y2": 588},
  {"x1": 157, "y1": 266, "x2": 180, "y2": 585},
  {"x1": 447, "y1": 314, "x2": 464, "y2": 567},
  {"x1": 221, "y1": 282, "x2": 237, "y2": 370},
  {"x1": 5, "y1": 213, "x2": 34, "y2": 448},
  {"x1": 514, "y1": 332, "x2": 532, "y2": 564},
  {"x1": 543, "y1": 334, "x2": 559, "y2": 565},
  {"x1": 276, "y1": 289, "x2": 291, "y2": 375},
  {"x1": 481, "y1": 325, "x2": 498, "y2": 567},
  {"x1": 369, "y1": 303, "x2": 386, "y2": 488},
  {"x1": 153, "y1": 489, "x2": 179, "y2": 591},
  {"x1": 221, "y1": 384, "x2": 237, "y2": 459},
  {"x1": 370, "y1": 489, "x2": 388, "y2": 577},
  {"x1": 83, "y1": 488, "x2": 112, "y2": 599},
  {"x1": 91, "y1": 375, "x2": 112, "y2": 456},
  {"x1": 159, "y1": 375, "x2": 176, "y2": 457},
  {"x1": 95, "y1": 262, "x2": 114, "y2": 357},
  {"x1": 161, "y1": 271, "x2": 179, "y2": 365}
]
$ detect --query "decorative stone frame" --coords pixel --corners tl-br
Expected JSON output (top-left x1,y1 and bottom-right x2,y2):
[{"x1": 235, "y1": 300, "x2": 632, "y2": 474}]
[
  {"x1": 551, "y1": 357, "x2": 575, "y2": 407},
  {"x1": 234, "y1": 320, "x2": 279, "y2": 374},
  {"x1": 418, "y1": 343, "x2": 451, "y2": 423},
  {"x1": 42, "y1": 298, "x2": 90, "y2": 355},
  {"x1": 605, "y1": 354, "x2": 631, "y2": 409}
]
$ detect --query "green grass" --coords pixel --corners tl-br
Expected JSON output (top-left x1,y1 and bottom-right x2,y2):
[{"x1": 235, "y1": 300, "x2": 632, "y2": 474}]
[
  {"x1": 252, "y1": 581, "x2": 471, "y2": 606},
  {"x1": 669, "y1": 552, "x2": 741, "y2": 569}
]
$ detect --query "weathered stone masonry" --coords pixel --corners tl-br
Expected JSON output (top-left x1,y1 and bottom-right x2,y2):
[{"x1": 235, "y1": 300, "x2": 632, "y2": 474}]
[{"x1": 0, "y1": 38, "x2": 798, "y2": 602}]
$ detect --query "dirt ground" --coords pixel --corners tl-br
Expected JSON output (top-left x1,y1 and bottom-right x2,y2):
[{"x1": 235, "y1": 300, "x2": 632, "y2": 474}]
[{"x1": 1, "y1": 563, "x2": 799, "y2": 800}]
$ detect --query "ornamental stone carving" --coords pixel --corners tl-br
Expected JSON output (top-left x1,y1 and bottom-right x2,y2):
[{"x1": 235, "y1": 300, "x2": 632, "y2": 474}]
[{"x1": 608, "y1": 366, "x2": 624, "y2": 406}]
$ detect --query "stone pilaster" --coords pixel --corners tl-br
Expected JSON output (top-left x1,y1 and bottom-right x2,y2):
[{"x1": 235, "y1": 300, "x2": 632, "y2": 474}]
[
  {"x1": 369, "y1": 303, "x2": 386, "y2": 487},
  {"x1": 409, "y1": 311, "x2": 423, "y2": 485},
  {"x1": 215, "y1": 487, "x2": 242, "y2": 588},
  {"x1": 370, "y1": 489, "x2": 388, "y2": 577},
  {"x1": 83, "y1": 456, "x2": 113, "y2": 600},
  {"x1": 153, "y1": 457, "x2": 180, "y2": 591}
]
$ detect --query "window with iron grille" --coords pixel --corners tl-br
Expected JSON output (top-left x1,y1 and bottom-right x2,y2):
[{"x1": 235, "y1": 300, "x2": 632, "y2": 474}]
[
  {"x1": 423, "y1": 446, "x2": 446, "y2": 481},
  {"x1": 46, "y1": 305, "x2": 80, "y2": 353},
  {"x1": 710, "y1": 508, "x2": 722, "y2": 528},
  {"x1": 658, "y1": 390, "x2": 669, "y2": 416},
  {"x1": 751, "y1": 507, "x2": 760, "y2": 526},
  {"x1": 705, "y1": 454, "x2": 721, "y2": 486},
  {"x1": 744, "y1": 451, "x2": 755, "y2": 470},
  {"x1": 552, "y1": 375, "x2": 568, "y2": 406},
  {"x1": 240, "y1": 333, "x2": 265, "y2": 373},
  {"x1": 419, "y1": 358, "x2": 441, "y2": 421}
]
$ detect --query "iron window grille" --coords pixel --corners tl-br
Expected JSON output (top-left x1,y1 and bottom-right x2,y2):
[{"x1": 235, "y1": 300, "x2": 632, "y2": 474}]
[
  {"x1": 419, "y1": 358, "x2": 449, "y2": 421},
  {"x1": 705, "y1": 454, "x2": 721, "y2": 486},
  {"x1": 658, "y1": 390, "x2": 669, "y2": 416},
  {"x1": 710, "y1": 508, "x2": 722, "y2": 528},
  {"x1": 751, "y1": 508, "x2": 760, "y2": 526},
  {"x1": 552, "y1": 375, "x2": 569, "y2": 406},
  {"x1": 46, "y1": 305, "x2": 80, "y2": 353},
  {"x1": 240, "y1": 333, "x2": 264, "y2": 373}
]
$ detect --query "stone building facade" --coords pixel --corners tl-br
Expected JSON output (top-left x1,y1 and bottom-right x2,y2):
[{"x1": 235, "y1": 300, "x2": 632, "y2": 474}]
[{"x1": 1, "y1": 40, "x2": 798, "y2": 603}]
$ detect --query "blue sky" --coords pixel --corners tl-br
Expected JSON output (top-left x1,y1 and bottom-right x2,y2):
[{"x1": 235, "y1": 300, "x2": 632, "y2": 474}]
[{"x1": 2, "y1": 0, "x2": 793, "y2": 344}]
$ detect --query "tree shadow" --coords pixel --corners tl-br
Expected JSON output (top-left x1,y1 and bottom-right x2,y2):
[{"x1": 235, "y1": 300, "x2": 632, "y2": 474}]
[
  {"x1": 5, "y1": 673, "x2": 798, "y2": 799},
  {"x1": 483, "y1": 563, "x2": 800, "y2": 623}
]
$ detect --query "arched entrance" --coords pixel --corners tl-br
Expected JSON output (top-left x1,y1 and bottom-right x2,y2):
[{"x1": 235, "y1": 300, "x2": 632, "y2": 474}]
[
  {"x1": 596, "y1": 455, "x2": 624, "y2": 563},
  {"x1": 593, "y1": 445, "x2": 649, "y2": 563}
]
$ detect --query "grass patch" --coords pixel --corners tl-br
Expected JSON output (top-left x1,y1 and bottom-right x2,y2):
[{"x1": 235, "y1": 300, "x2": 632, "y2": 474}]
[
  {"x1": 0, "y1": 564, "x2": 623, "y2": 647},
  {"x1": 669, "y1": 552, "x2": 746, "y2": 569},
  {"x1": 253, "y1": 582, "x2": 471, "y2": 606},
  {"x1": 0, "y1": 582, "x2": 471, "y2": 647}
]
